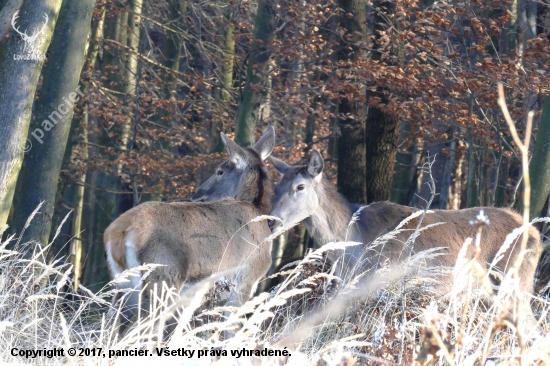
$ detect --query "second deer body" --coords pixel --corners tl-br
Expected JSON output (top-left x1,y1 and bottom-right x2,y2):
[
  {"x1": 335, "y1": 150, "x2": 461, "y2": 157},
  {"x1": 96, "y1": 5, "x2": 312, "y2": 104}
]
[{"x1": 269, "y1": 150, "x2": 540, "y2": 293}]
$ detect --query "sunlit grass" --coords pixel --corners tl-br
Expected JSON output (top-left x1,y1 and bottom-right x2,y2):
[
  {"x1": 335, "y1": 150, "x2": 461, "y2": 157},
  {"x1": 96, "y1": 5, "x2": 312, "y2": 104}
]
[{"x1": 0, "y1": 208, "x2": 549, "y2": 365}]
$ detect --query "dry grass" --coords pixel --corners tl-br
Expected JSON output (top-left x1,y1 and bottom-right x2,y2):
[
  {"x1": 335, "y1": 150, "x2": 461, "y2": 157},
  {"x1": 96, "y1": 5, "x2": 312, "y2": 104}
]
[{"x1": 0, "y1": 209, "x2": 549, "y2": 366}]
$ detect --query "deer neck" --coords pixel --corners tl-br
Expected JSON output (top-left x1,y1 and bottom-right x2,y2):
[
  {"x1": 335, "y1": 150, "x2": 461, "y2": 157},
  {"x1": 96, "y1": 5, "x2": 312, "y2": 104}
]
[
  {"x1": 303, "y1": 179, "x2": 356, "y2": 246},
  {"x1": 236, "y1": 166, "x2": 273, "y2": 215}
]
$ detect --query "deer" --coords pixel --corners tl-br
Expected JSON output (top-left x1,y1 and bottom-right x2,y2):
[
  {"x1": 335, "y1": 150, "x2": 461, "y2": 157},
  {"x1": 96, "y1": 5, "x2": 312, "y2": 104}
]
[
  {"x1": 268, "y1": 149, "x2": 541, "y2": 301},
  {"x1": 104, "y1": 127, "x2": 276, "y2": 330}
]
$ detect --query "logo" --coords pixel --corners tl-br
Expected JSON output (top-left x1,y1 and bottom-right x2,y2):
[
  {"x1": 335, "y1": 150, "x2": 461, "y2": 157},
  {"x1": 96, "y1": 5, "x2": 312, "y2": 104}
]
[{"x1": 12, "y1": 11, "x2": 48, "y2": 60}]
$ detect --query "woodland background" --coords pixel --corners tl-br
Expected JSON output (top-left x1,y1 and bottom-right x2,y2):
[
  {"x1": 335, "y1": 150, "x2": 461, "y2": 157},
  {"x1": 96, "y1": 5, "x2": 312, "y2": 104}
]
[{"x1": 0, "y1": 0, "x2": 549, "y2": 292}]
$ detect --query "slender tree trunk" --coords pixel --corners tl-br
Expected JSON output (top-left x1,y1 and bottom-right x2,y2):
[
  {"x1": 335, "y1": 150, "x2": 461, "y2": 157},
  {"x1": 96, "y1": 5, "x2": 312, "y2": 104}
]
[
  {"x1": 494, "y1": 154, "x2": 510, "y2": 207},
  {"x1": 439, "y1": 138, "x2": 457, "y2": 209},
  {"x1": 9, "y1": 0, "x2": 96, "y2": 245},
  {"x1": 516, "y1": 0, "x2": 537, "y2": 59},
  {"x1": 145, "y1": 0, "x2": 184, "y2": 202},
  {"x1": 518, "y1": 98, "x2": 550, "y2": 218},
  {"x1": 117, "y1": 0, "x2": 143, "y2": 176},
  {"x1": 365, "y1": 0, "x2": 400, "y2": 203},
  {"x1": 0, "y1": 0, "x2": 63, "y2": 230},
  {"x1": 161, "y1": 1, "x2": 183, "y2": 95},
  {"x1": 336, "y1": 0, "x2": 367, "y2": 203},
  {"x1": 211, "y1": 5, "x2": 234, "y2": 152},
  {"x1": 70, "y1": 109, "x2": 87, "y2": 290},
  {"x1": 234, "y1": 0, "x2": 275, "y2": 146},
  {"x1": 449, "y1": 140, "x2": 465, "y2": 210},
  {"x1": 92, "y1": 9, "x2": 128, "y2": 252},
  {"x1": 391, "y1": 122, "x2": 415, "y2": 205},
  {"x1": 466, "y1": 136, "x2": 480, "y2": 208}
]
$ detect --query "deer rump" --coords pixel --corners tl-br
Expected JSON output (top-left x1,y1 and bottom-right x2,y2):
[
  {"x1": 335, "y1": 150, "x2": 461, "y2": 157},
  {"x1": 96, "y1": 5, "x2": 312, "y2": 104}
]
[
  {"x1": 104, "y1": 200, "x2": 272, "y2": 309},
  {"x1": 343, "y1": 202, "x2": 539, "y2": 291}
]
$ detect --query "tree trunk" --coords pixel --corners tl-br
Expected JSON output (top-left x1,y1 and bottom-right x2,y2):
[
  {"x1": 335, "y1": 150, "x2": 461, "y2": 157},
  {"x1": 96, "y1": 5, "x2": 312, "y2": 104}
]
[
  {"x1": 516, "y1": 0, "x2": 537, "y2": 59},
  {"x1": 365, "y1": 0, "x2": 400, "y2": 203},
  {"x1": 9, "y1": 0, "x2": 96, "y2": 245},
  {"x1": 336, "y1": 0, "x2": 367, "y2": 203},
  {"x1": 518, "y1": 98, "x2": 550, "y2": 218},
  {"x1": 162, "y1": 1, "x2": 183, "y2": 94},
  {"x1": 211, "y1": 5, "x2": 234, "y2": 152},
  {"x1": 0, "y1": 0, "x2": 63, "y2": 230},
  {"x1": 117, "y1": 0, "x2": 143, "y2": 177},
  {"x1": 494, "y1": 154, "x2": 510, "y2": 207},
  {"x1": 49, "y1": 3, "x2": 104, "y2": 258},
  {"x1": 466, "y1": 136, "x2": 480, "y2": 208},
  {"x1": 70, "y1": 108, "x2": 88, "y2": 290},
  {"x1": 449, "y1": 140, "x2": 465, "y2": 210},
  {"x1": 0, "y1": 0, "x2": 22, "y2": 40},
  {"x1": 391, "y1": 122, "x2": 416, "y2": 205},
  {"x1": 234, "y1": 0, "x2": 275, "y2": 146}
]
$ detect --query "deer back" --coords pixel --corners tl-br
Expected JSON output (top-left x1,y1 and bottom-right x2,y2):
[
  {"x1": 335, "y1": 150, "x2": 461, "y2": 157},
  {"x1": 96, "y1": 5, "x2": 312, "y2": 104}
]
[
  {"x1": 105, "y1": 200, "x2": 272, "y2": 288},
  {"x1": 345, "y1": 202, "x2": 540, "y2": 291}
]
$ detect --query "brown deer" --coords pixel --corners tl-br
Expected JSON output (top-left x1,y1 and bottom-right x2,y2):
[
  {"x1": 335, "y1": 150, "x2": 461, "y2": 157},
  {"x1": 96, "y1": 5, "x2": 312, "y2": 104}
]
[
  {"x1": 268, "y1": 149, "x2": 541, "y2": 295},
  {"x1": 104, "y1": 127, "x2": 275, "y2": 324}
]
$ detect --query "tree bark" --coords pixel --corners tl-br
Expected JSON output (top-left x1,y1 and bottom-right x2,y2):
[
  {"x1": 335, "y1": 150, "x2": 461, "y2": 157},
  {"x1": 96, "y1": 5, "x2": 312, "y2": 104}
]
[
  {"x1": 49, "y1": 3, "x2": 104, "y2": 258},
  {"x1": 336, "y1": 0, "x2": 367, "y2": 203},
  {"x1": 518, "y1": 98, "x2": 550, "y2": 218},
  {"x1": 0, "y1": 0, "x2": 22, "y2": 40},
  {"x1": 117, "y1": 0, "x2": 143, "y2": 178},
  {"x1": 0, "y1": 0, "x2": 63, "y2": 230},
  {"x1": 466, "y1": 136, "x2": 480, "y2": 208},
  {"x1": 70, "y1": 109, "x2": 87, "y2": 290},
  {"x1": 516, "y1": 0, "x2": 537, "y2": 59},
  {"x1": 234, "y1": 0, "x2": 275, "y2": 146},
  {"x1": 391, "y1": 122, "x2": 415, "y2": 205},
  {"x1": 211, "y1": 4, "x2": 234, "y2": 152},
  {"x1": 9, "y1": 0, "x2": 96, "y2": 245},
  {"x1": 365, "y1": 0, "x2": 400, "y2": 203}
]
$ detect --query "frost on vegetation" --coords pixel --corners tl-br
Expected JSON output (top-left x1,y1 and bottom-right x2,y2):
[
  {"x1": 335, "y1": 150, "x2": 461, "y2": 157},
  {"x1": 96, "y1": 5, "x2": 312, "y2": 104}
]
[{"x1": 0, "y1": 217, "x2": 549, "y2": 366}]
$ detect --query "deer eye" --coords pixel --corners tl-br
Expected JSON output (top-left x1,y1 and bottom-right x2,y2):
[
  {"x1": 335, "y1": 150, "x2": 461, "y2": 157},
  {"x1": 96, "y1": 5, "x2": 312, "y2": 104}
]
[
  {"x1": 217, "y1": 169, "x2": 224, "y2": 176},
  {"x1": 297, "y1": 184, "x2": 305, "y2": 191}
]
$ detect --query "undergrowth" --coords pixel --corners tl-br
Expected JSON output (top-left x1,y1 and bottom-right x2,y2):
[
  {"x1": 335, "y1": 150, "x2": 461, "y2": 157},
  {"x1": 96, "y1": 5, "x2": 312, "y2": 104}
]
[{"x1": 0, "y1": 212, "x2": 549, "y2": 366}]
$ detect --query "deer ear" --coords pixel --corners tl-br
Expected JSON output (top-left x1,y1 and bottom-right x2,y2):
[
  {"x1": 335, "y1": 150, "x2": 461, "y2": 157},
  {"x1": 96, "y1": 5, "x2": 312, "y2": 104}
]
[
  {"x1": 269, "y1": 156, "x2": 291, "y2": 175},
  {"x1": 307, "y1": 149, "x2": 324, "y2": 179},
  {"x1": 221, "y1": 132, "x2": 247, "y2": 169},
  {"x1": 252, "y1": 126, "x2": 275, "y2": 160}
]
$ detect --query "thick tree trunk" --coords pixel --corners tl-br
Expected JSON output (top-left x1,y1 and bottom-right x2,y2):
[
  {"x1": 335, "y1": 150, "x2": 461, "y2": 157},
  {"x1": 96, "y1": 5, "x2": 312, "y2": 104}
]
[
  {"x1": 49, "y1": 4, "x2": 104, "y2": 257},
  {"x1": 0, "y1": 0, "x2": 63, "y2": 230},
  {"x1": 365, "y1": 0, "x2": 400, "y2": 203},
  {"x1": 234, "y1": 0, "x2": 275, "y2": 146},
  {"x1": 336, "y1": 0, "x2": 367, "y2": 203},
  {"x1": 9, "y1": 0, "x2": 96, "y2": 245},
  {"x1": 0, "y1": 0, "x2": 22, "y2": 40}
]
